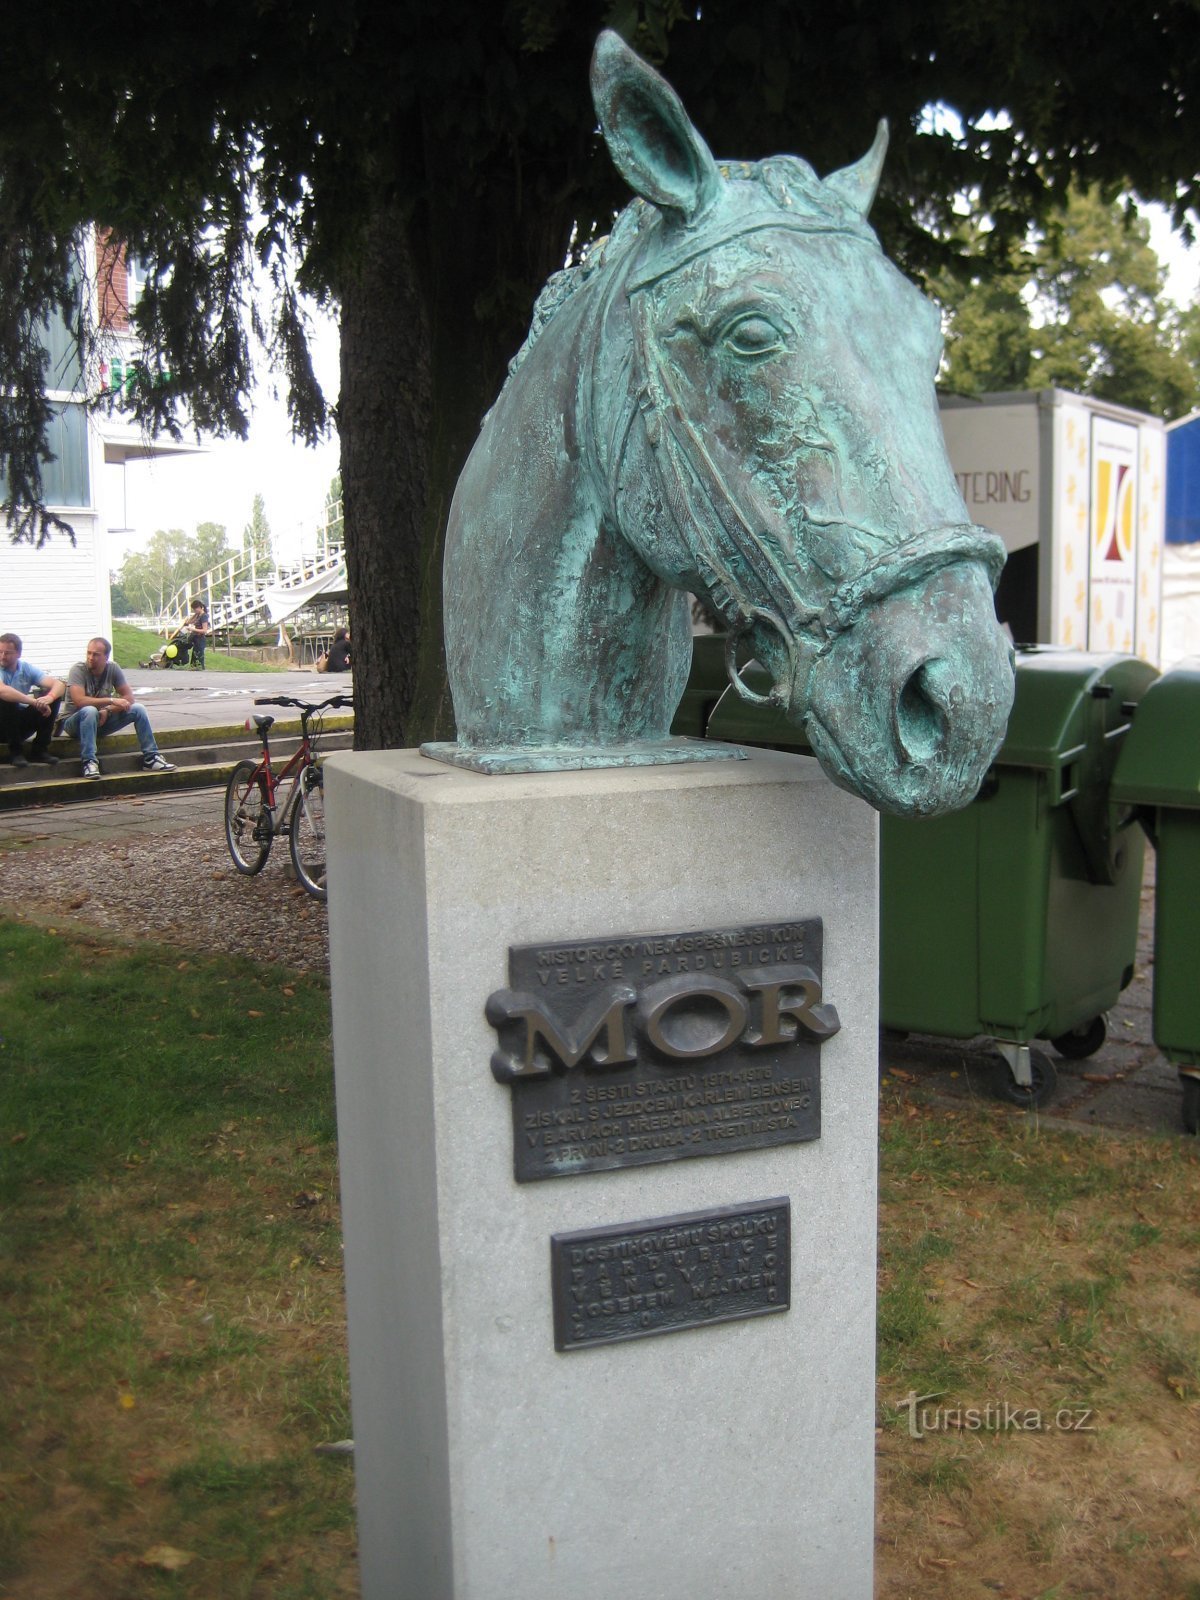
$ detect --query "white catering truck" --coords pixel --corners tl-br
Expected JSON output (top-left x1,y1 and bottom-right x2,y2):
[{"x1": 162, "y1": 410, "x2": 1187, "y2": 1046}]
[{"x1": 938, "y1": 388, "x2": 1166, "y2": 668}]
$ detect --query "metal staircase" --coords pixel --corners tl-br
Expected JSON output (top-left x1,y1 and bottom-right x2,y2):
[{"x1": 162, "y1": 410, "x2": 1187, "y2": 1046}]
[{"x1": 157, "y1": 500, "x2": 346, "y2": 634}]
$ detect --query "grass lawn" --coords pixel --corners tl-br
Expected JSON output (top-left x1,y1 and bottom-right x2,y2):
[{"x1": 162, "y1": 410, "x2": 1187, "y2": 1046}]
[
  {"x1": 3, "y1": 912, "x2": 1199, "y2": 1597},
  {"x1": 875, "y1": 1086, "x2": 1200, "y2": 1597},
  {"x1": 111, "y1": 621, "x2": 287, "y2": 674},
  {"x1": 0, "y1": 920, "x2": 353, "y2": 1598}
]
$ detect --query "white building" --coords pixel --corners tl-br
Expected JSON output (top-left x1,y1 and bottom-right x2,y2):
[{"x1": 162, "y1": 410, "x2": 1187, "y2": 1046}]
[{"x1": 0, "y1": 231, "x2": 197, "y2": 675}]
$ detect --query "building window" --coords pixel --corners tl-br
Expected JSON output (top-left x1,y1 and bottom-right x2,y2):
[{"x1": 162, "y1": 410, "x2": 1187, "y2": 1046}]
[{"x1": 40, "y1": 403, "x2": 90, "y2": 506}]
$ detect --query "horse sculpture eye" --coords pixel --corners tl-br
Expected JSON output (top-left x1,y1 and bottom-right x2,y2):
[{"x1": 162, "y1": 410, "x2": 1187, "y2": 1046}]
[{"x1": 722, "y1": 315, "x2": 785, "y2": 358}]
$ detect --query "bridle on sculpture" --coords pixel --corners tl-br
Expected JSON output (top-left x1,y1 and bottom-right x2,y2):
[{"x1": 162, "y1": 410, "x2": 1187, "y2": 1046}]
[{"x1": 581, "y1": 212, "x2": 1005, "y2": 715}]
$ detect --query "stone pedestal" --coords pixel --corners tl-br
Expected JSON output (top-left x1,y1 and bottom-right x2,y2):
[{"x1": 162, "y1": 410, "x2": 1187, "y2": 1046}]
[{"x1": 325, "y1": 748, "x2": 878, "y2": 1600}]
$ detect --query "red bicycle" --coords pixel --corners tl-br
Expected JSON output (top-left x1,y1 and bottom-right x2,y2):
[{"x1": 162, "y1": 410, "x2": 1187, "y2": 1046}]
[{"x1": 223, "y1": 693, "x2": 350, "y2": 901}]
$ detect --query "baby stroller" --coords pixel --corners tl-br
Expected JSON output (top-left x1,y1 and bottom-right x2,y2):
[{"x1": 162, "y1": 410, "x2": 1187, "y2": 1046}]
[{"x1": 143, "y1": 630, "x2": 191, "y2": 669}]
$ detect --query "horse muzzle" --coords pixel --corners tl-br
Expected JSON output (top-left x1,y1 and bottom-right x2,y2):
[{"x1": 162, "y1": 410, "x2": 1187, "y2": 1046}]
[{"x1": 799, "y1": 534, "x2": 1015, "y2": 818}]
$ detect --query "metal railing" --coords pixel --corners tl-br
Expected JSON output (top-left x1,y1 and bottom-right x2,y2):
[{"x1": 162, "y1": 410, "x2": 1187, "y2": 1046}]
[{"x1": 158, "y1": 500, "x2": 345, "y2": 634}]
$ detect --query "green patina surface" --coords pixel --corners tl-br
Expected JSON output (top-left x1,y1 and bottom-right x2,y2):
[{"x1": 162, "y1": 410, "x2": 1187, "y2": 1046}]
[{"x1": 427, "y1": 32, "x2": 1014, "y2": 817}]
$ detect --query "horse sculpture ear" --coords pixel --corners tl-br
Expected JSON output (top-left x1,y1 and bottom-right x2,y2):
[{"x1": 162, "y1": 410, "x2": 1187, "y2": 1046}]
[
  {"x1": 823, "y1": 120, "x2": 889, "y2": 216},
  {"x1": 590, "y1": 30, "x2": 721, "y2": 225}
]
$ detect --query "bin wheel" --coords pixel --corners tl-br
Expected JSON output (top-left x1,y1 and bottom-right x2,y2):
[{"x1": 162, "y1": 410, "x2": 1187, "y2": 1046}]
[
  {"x1": 995, "y1": 1049, "x2": 1058, "y2": 1110},
  {"x1": 1182, "y1": 1076, "x2": 1200, "y2": 1137},
  {"x1": 1050, "y1": 1016, "x2": 1107, "y2": 1061}
]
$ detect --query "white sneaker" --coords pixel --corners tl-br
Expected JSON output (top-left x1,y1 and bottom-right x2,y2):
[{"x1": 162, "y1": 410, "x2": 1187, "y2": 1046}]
[
  {"x1": 82, "y1": 758, "x2": 101, "y2": 779},
  {"x1": 142, "y1": 754, "x2": 176, "y2": 772}
]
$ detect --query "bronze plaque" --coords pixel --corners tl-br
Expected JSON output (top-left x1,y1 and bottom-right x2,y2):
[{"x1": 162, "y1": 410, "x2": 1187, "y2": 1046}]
[
  {"x1": 551, "y1": 1198, "x2": 790, "y2": 1351},
  {"x1": 487, "y1": 918, "x2": 839, "y2": 1182}
]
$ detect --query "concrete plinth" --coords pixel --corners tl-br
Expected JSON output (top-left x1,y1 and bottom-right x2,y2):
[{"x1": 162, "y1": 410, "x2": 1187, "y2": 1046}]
[{"x1": 325, "y1": 748, "x2": 878, "y2": 1600}]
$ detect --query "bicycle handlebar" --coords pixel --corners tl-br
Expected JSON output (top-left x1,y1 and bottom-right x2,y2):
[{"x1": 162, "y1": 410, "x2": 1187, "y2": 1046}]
[{"x1": 253, "y1": 693, "x2": 353, "y2": 713}]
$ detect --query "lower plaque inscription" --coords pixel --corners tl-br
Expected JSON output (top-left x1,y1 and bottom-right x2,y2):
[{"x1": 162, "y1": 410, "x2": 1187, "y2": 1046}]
[{"x1": 551, "y1": 1198, "x2": 790, "y2": 1352}]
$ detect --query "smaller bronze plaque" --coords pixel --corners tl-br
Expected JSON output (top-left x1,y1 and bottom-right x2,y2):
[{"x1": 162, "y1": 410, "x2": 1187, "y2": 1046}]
[{"x1": 551, "y1": 1198, "x2": 790, "y2": 1352}]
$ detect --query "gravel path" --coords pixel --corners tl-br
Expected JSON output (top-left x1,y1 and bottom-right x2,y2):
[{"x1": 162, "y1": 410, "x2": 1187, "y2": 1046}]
[{"x1": 0, "y1": 818, "x2": 330, "y2": 973}]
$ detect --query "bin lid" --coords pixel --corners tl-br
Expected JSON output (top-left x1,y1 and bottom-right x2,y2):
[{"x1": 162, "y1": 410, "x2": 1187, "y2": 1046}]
[
  {"x1": 995, "y1": 647, "x2": 1157, "y2": 771},
  {"x1": 1111, "y1": 660, "x2": 1200, "y2": 809}
]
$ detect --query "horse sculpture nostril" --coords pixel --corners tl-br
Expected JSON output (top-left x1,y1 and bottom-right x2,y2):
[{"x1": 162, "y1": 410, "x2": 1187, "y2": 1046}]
[{"x1": 896, "y1": 661, "x2": 951, "y2": 765}]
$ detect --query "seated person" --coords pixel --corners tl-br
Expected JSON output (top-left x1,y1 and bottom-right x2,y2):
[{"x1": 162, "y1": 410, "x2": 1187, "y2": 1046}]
[
  {"x1": 324, "y1": 627, "x2": 351, "y2": 672},
  {"x1": 183, "y1": 597, "x2": 211, "y2": 669},
  {"x1": 61, "y1": 636, "x2": 177, "y2": 779},
  {"x1": 0, "y1": 631, "x2": 65, "y2": 766}
]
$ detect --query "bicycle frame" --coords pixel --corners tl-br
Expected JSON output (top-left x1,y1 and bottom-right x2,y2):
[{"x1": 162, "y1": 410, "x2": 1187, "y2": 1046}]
[
  {"x1": 244, "y1": 691, "x2": 350, "y2": 829},
  {"x1": 247, "y1": 727, "x2": 313, "y2": 829},
  {"x1": 225, "y1": 692, "x2": 350, "y2": 889}
]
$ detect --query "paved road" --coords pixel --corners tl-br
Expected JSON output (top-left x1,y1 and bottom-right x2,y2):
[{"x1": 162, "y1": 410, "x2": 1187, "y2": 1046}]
[{"x1": 122, "y1": 666, "x2": 352, "y2": 735}]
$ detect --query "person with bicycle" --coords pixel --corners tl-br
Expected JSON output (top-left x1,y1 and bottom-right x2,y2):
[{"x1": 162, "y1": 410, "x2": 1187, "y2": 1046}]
[{"x1": 62, "y1": 637, "x2": 177, "y2": 779}]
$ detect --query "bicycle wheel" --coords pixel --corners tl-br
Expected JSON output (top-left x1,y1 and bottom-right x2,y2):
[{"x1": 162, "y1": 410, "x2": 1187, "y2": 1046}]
[
  {"x1": 289, "y1": 765, "x2": 327, "y2": 900},
  {"x1": 224, "y1": 759, "x2": 273, "y2": 874}
]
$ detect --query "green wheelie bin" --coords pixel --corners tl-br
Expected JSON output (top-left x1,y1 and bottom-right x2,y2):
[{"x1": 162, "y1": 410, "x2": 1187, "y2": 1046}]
[
  {"x1": 1111, "y1": 662, "x2": 1200, "y2": 1134},
  {"x1": 688, "y1": 644, "x2": 1156, "y2": 1107}
]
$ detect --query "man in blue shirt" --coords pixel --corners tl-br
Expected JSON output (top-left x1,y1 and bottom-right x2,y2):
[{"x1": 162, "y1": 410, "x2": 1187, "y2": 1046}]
[{"x1": 0, "y1": 632, "x2": 65, "y2": 767}]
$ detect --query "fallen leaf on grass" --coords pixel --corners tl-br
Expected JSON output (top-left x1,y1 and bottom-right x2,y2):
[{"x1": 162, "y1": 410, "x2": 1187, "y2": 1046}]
[
  {"x1": 176, "y1": 959, "x2": 189, "y2": 970},
  {"x1": 139, "y1": 1545, "x2": 194, "y2": 1572},
  {"x1": 282, "y1": 986, "x2": 295, "y2": 996},
  {"x1": 247, "y1": 1009, "x2": 264, "y2": 1017},
  {"x1": 1171, "y1": 1547, "x2": 1192, "y2": 1559},
  {"x1": 888, "y1": 1068, "x2": 917, "y2": 1083},
  {"x1": 118, "y1": 1392, "x2": 136, "y2": 1411},
  {"x1": 9, "y1": 1132, "x2": 27, "y2": 1145}
]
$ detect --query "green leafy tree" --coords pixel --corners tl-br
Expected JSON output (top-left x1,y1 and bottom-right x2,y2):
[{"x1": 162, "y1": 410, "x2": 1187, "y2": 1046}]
[
  {"x1": 323, "y1": 474, "x2": 343, "y2": 547},
  {"x1": 116, "y1": 528, "x2": 196, "y2": 617},
  {"x1": 938, "y1": 188, "x2": 1198, "y2": 419},
  {"x1": 1026, "y1": 189, "x2": 1197, "y2": 417},
  {"x1": 242, "y1": 493, "x2": 275, "y2": 579},
  {"x1": 108, "y1": 574, "x2": 136, "y2": 618},
  {"x1": 190, "y1": 521, "x2": 239, "y2": 602},
  {"x1": 4, "y1": 3, "x2": 1200, "y2": 744},
  {"x1": 933, "y1": 237, "x2": 1035, "y2": 395},
  {"x1": 115, "y1": 522, "x2": 238, "y2": 614}
]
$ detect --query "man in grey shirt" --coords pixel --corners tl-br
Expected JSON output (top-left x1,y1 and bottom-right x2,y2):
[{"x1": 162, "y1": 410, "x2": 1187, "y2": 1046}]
[{"x1": 63, "y1": 636, "x2": 177, "y2": 779}]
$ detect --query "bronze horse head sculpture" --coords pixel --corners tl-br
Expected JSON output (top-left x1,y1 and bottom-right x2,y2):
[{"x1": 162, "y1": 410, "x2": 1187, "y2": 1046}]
[{"x1": 428, "y1": 31, "x2": 1015, "y2": 816}]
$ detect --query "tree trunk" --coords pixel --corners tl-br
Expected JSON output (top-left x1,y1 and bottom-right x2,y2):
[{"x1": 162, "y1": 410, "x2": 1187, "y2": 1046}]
[
  {"x1": 339, "y1": 166, "x2": 581, "y2": 750},
  {"x1": 338, "y1": 198, "x2": 433, "y2": 750}
]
